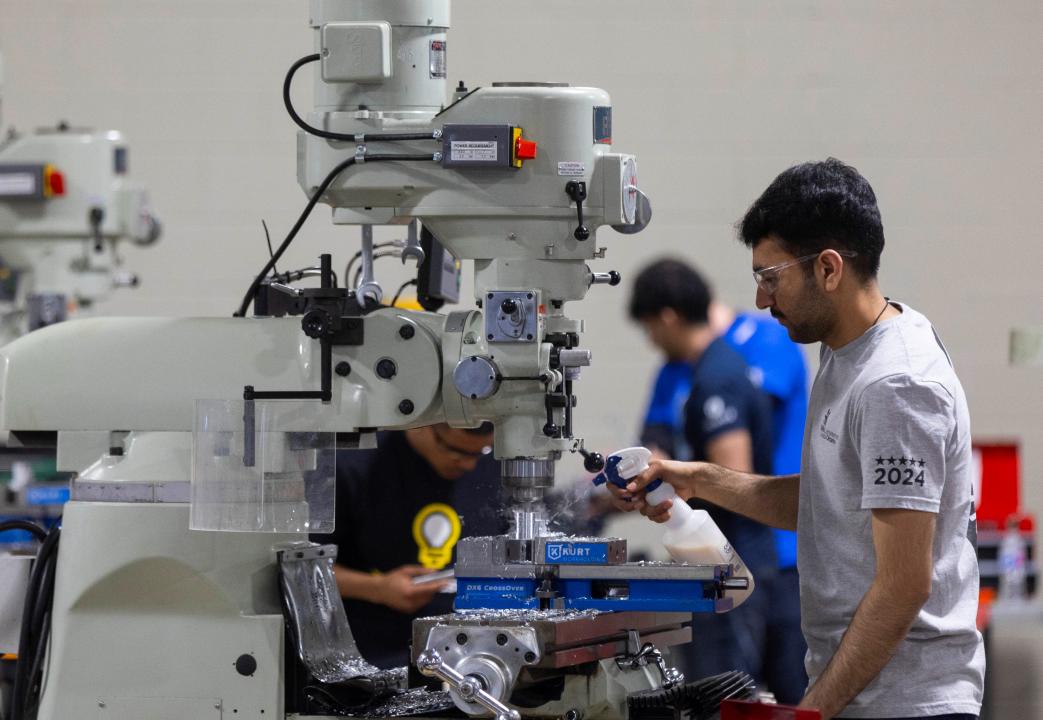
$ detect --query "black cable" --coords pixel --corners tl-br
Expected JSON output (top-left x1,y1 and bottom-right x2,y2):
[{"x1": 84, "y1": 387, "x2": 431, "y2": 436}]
[
  {"x1": 233, "y1": 153, "x2": 433, "y2": 317},
  {"x1": 234, "y1": 155, "x2": 355, "y2": 316},
  {"x1": 22, "y1": 609, "x2": 50, "y2": 718},
  {"x1": 351, "y1": 250, "x2": 402, "y2": 288},
  {"x1": 390, "y1": 279, "x2": 417, "y2": 307},
  {"x1": 22, "y1": 531, "x2": 59, "y2": 720},
  {"x1": 284, "y1": 55, "x2": 439, "y2": 143},
  {"x1": 10, "y1": 524, "x2": 59, "y2": 720},
  {"x1": 262, "y1": 219, "x2": 277, "y2": 275},
  {"x1": 0, "y1": 520, "x2": 47, "y2": 543},
  {"x1": 271, "y1": 266, "x2": 339, "y2": 289}
]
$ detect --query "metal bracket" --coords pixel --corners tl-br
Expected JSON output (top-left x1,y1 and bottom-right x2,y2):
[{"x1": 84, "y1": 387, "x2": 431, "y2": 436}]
[{"x1": 484, "y1": 290, "x2": 538, "y2": 343}]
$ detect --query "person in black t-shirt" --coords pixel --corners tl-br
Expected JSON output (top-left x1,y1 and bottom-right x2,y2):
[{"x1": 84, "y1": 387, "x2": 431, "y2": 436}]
[{"x1": 310, "y1": 423, "x2": 505, "y2": 669}]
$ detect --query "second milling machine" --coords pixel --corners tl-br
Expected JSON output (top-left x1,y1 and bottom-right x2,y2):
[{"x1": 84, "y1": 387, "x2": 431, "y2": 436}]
[
  {"x1": 0, "y1": 51, "x2": 161, "y2": 346},
  {"x1": 0, "y1": 3, "x2": 754, "y2": 719}
]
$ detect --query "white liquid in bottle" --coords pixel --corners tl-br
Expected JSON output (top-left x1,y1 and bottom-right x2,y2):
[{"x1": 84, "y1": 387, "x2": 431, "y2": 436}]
[{"x1": 606, "y1": 447, "x2": 755, "y2": 608}]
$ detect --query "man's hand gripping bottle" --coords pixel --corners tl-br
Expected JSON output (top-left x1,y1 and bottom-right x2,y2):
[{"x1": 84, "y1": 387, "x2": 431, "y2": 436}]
[{"x1": 593, "y1": 446, "x2": 755, "y2": 608}]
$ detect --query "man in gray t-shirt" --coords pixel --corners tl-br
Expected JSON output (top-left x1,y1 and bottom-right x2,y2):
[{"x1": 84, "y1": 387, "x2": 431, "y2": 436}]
[
  {"x1": 610, "y1": 159, "x2": 984, "y2": 719},
  {"x1": 798, "y1": 302, "x2": 983, "y2": 717}
]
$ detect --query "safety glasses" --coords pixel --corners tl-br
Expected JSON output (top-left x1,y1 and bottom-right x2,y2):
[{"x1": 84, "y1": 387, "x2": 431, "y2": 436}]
[{"x1": 753, "y1": 250, "x2": 857, "y2": 294}]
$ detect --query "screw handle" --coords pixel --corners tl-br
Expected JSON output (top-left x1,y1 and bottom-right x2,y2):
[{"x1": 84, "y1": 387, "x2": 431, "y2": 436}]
[
  {"x1": 416, "y1": 650, "x2": 521, "y2": 720},
  {"x1": 565, "y1": 181, "x2": 590, "y2": 241}
]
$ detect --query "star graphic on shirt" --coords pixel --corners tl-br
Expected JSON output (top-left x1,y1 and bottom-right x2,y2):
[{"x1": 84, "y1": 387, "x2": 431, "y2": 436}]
[
  {"x1": 887, "y1": 456, "x2": 896, "y2": 465},
  {"x1": 918, "y1": 459, "x2": 926, "y2": 467},
  {"x1": 899, "y1": 456, "x2": 908, "y2": 466},
  {"x1": 875, "y1": 457, "x2": 885, "y2": 465}
]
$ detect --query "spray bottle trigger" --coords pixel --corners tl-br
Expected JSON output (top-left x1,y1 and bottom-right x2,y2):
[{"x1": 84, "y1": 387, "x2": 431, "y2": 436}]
[
  {"x1": 610, "y1": 446, "x2": 653, "y2": 479},
  {"x1": 590, "y1": 446, "x2": 655, "y2": 490}
]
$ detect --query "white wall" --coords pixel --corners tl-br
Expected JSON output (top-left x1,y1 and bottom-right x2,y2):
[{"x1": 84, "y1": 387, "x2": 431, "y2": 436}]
[{"x1": 1, "y1": 1, "x2": 1040, "y2": 520}]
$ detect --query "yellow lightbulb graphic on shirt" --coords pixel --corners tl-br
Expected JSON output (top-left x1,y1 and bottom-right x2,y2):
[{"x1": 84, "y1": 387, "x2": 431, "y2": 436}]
[{"x1": 412, "y1": 503, "x2": 462, "y2": 570}]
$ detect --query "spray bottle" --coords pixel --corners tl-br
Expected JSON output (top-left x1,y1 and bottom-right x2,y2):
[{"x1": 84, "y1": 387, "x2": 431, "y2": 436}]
[{"x1": 593, "y1": 446, "x2": 755, "y2": 607}]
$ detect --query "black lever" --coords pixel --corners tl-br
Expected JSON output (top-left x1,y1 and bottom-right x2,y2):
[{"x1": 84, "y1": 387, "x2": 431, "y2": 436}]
[
  {"x1": 578, "y1": 447, "x2": 605, "y2": 473},
  {"x1": 89, "y1": 206, "x2": 105, "y2": 252},
  {"x1": 564, "y1": 181, "x2": 590, "y2": 241}
]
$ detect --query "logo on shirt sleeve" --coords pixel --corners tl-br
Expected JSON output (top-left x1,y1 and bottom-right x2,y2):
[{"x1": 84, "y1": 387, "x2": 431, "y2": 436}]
[
  {"x1": 703, "y1": 395, "x2": 738, "y2": 432},
  {"x1": 818, "y1": 408, "x2": 838, "y2": 445},
  {"x1": 872, "y1": 455, "x2": 927, "y2": 487}
]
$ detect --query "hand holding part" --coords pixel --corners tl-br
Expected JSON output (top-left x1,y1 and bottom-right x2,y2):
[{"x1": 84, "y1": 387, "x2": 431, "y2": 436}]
[{"x1": 377, "y1": 565, "x2": 446, "y2": 613}]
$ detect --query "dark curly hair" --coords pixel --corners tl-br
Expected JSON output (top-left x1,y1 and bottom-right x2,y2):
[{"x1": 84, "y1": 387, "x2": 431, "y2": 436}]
[
  {"x1": 738, "y1": 158, "x2": 884, "y2": 280},
  {"x1": 628, "y1": 258, "x2": 711, "y2": 324}
]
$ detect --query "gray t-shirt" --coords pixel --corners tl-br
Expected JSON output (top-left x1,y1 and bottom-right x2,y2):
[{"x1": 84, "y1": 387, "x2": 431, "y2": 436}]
[{"x1": 799, "y1": 302, "x2": 984, "y2": 718}]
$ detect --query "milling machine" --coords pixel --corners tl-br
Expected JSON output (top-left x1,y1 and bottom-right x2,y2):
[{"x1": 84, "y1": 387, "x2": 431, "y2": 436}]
[
  {"x1": 0, "y1": 53, "x2": 161, "y2": 344},
  {"x1": 0, "y1": 50, "x2": 164, "y2": 719},
  {"x1": 0, "y1": 4, "x2": 753, "y2": 719}
]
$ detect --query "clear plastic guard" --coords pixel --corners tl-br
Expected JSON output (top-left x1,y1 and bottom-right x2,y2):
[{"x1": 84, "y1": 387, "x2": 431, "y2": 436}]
[{"x1": 191, "y1": 398, "x2": 335, "y2": 533}]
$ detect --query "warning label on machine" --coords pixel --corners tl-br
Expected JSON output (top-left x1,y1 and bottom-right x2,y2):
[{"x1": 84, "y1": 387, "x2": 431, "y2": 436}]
[
  {"x1": 429, "y1": 40, "x2": 447, "y2": 79},
  {"x1": 557, "y1": 161, "x2": 586, "y2": 177},
  {"x1": 450, "y1": 141, "x2": 498, "y2": 162},
  {"x1": 0, "y1": 168, "x2": 40, "y2": 197}
]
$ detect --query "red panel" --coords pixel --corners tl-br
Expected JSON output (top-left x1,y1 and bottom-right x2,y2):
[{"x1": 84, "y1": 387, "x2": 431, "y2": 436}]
[{"x1": 974, "y1": 443, "x2": 1020, "y2": 527}]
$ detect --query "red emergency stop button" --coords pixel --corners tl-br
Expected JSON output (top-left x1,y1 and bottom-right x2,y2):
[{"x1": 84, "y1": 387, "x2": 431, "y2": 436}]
[
  {"x1": 43, "y1": 165, "x2": 65, "y2": 197},
  {"x1": 515, "y1": 137, "x2": 537, "y2": 161}
]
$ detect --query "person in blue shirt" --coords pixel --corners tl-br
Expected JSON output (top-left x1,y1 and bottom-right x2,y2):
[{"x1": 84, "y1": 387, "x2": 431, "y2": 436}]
[{"x1": 631, "y1": 257, "x2": 808, "y2": 704}]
